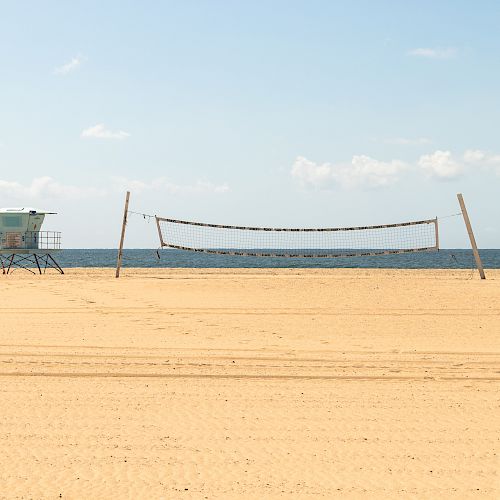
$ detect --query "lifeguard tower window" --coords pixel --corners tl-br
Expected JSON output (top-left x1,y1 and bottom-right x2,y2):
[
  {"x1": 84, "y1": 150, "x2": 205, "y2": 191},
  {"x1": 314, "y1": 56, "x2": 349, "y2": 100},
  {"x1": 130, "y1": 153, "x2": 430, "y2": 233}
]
[{"x1": 3, "y1": 216, "x2": 22, "y2": 227}]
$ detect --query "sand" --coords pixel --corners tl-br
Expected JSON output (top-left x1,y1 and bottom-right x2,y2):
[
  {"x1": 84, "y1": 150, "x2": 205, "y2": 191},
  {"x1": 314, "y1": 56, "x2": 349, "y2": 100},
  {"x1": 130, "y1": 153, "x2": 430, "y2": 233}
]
[{"x1": 0, "y1": 268, "x2": 499, "y2": 499}]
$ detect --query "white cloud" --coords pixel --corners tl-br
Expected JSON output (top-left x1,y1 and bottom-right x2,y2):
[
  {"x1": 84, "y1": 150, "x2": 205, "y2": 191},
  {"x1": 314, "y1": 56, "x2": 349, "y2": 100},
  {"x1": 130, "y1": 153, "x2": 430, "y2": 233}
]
[
  {"x1": 54, "y1": 56, "x2": 83, "y2": 75},
  {"x1": 407, "y1": 47, "x2": 457, "y2": 59},
  {"x1": 463, "y1": 149, "x2": 486, "y2": 164},
  {"x1": 347, "y1": 156, "x2": 407, "y2": 188},
  {"x1": 464, "y1": 149, "x2": 500, "y2": 166},
  {"x1": 464, "y1": 149, "x2": 500, "y2": 175},
  {"x1": 111, "y1": 177, "x2": 230, "y2": 195},
  {"x1": 81, "y1": 124, "x2": 130, "y2": 140},
  {"x1": 291, "y1": 155, "x2": 407, "y2": 190},
  {"x1": 0, "y1": 177, "x2": 106, "y2": 200},
  {"x1": 384, "y1": 137, "x2": 432, "y2": 145},
  {"x1": 291, "y1": 157, "x2": 333, "y2": 189},
  {"x1": 417, "y1": 150, "x2": 463, "y2": 179}
]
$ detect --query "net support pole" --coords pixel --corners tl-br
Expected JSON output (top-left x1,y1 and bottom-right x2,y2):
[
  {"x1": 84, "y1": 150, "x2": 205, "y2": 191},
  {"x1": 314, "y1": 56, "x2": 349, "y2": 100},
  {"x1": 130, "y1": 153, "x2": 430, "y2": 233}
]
[
  {"x1": 155, "y1": 216, "x2": 165, "y2": 247},
  {"x1": 154, "y1": 216, "x2": 166, "y2": 264},
  {"x1": 115, "y1": 191, "x2": 130, "y2": 278},
  {"x1": 434, "y1": 217, "x2": 439, "y2": 250},
  {"x1": 457, "y1": 193, "x2": 485, "y2": 279}
]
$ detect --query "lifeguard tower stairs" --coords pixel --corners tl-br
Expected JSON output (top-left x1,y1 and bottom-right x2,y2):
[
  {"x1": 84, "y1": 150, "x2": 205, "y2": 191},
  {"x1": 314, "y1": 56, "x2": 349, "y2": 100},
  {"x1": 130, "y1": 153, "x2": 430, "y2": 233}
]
[{"x1": 0, "y1": 208, "x2": 63, "y2": 274}]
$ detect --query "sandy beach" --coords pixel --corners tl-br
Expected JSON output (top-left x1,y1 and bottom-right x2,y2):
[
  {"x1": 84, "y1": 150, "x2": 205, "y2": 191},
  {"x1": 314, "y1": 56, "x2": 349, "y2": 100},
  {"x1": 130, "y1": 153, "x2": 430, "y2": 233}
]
[{"x1": 0, "y1": 268, "x2": 498, "y2": 498}]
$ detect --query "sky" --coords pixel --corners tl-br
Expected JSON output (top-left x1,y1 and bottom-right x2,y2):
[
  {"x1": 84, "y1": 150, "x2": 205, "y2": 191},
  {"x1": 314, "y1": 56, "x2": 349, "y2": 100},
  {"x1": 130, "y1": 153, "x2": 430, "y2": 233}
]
[{"x1": 0, "y1": 0, "x2": 499, "y2": 248}]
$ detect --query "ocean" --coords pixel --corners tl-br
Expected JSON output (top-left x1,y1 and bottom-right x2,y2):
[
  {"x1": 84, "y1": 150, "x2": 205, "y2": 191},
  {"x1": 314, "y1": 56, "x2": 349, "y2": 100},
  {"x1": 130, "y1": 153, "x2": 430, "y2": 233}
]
[{"x1": 53, "y1": 249, "x2": 500, "y2": 269}]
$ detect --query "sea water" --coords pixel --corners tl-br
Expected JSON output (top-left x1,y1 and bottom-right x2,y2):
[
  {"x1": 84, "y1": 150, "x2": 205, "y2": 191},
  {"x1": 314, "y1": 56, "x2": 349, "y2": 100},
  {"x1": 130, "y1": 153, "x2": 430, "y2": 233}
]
[{"x1": 54, "y1": 249, "x2": 500, "y2": 269}]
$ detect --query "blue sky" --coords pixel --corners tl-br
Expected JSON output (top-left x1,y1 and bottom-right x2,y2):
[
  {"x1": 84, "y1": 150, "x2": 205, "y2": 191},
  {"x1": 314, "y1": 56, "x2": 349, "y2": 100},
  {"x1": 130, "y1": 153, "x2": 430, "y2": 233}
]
[{"x1": 1, "y1": 1, "x2": 499, "y2": 248}]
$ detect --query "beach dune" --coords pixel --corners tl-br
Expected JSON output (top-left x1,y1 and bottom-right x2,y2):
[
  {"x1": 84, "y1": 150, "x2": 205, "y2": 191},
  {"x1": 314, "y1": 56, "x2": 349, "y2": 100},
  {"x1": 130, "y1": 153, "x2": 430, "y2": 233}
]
[{"x1": 0, "y1": 268, "x2": 499, "y2": 498}]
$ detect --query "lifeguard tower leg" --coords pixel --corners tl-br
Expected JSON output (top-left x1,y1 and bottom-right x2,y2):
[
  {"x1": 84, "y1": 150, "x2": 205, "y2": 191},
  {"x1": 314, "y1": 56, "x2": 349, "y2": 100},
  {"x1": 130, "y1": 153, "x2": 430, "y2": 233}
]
[
  {"x1": 33, "y1": 254, "x2": 42, "y2": 274},
  {"x1": 7, "y1": 254, "x2": 14, "y2": 274},
  {"x1": 47, "y1": 254, "x2": 64, "y2": 274}
]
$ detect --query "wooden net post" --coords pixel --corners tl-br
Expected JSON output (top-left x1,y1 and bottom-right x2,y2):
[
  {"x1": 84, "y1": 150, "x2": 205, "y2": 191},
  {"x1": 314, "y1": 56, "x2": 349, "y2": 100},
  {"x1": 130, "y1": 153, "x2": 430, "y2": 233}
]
[
  {"x1": 115, "y1": 191, "x2": 130, "y2": 278},
  {"x1": 434, "y1": 217, "x2": 439, "y2": 250},
  {"x1": 155, "y1": 216, "x2": 164, "y2": 247},
  {"x1": 457, "y1": 193, "x2": 485, "y2": 280}
]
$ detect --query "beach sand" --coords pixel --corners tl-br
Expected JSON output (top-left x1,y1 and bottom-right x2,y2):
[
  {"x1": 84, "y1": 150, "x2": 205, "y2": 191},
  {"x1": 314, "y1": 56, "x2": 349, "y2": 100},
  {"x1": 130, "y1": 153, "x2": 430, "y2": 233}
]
[{"x1": 0, "y1": 268, "x2": 499, "y2": 498}]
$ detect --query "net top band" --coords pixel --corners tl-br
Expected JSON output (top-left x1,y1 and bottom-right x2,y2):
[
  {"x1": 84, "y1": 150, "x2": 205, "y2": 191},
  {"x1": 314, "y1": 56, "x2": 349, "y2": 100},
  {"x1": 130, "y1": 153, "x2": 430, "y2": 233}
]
[{"x1": 155, "y1": 216, "x2": 437, "y2": 232}]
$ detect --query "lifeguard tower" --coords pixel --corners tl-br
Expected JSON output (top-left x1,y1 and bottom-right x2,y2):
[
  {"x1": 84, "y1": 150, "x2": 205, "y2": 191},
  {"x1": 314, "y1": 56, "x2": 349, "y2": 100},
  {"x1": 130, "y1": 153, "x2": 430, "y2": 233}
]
[{"x1": 0, "y1": 208, "x2": 63, "y2": 274}]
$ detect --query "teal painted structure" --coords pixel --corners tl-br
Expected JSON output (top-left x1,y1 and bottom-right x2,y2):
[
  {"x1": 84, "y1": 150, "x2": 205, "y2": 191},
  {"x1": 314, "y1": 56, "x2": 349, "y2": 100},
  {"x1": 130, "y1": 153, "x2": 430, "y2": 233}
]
[
  {"x1": 0, "y1": 208, "x2": 63, "y2": 274},
  {"x1": 0, "y1": 207, "x2": 60, "y2": 253}
]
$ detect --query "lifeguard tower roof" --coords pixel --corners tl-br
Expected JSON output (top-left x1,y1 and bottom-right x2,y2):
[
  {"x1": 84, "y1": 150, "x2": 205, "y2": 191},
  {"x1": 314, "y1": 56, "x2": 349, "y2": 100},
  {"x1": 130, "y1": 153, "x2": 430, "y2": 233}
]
[{"x1": 0, "y1": 208, "x2": 56, "y2": 214}]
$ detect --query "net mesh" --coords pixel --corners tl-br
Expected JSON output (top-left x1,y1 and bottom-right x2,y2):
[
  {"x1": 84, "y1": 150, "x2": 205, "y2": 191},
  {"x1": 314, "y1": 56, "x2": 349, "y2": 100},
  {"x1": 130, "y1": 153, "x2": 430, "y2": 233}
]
[{"x1": 156, "y1": 217, "x2": 439, "y2": 258}]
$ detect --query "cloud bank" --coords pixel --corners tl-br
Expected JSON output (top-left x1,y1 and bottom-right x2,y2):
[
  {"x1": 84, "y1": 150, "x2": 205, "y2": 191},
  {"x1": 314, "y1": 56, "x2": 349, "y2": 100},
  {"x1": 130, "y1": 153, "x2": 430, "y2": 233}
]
[
  {"x1": 0, "y1": 177, "x2": 105, "y2": 200},
  {"x1": 291, "y1": 149, "x2": 500, "y2": 189},
  {"x1": 0, "y1": 176, "x2": 229, "y2": 201}
]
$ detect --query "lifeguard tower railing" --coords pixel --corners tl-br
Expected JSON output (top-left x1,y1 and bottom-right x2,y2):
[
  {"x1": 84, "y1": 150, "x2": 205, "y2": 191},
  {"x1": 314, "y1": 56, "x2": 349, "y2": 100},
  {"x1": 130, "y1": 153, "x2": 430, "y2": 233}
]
[
  {"x1": 0, "y1": 231, "x2": 63, "y2": 274},
  {"x1": 1, "y1": 231, "x2": 61, "y2": 251}
]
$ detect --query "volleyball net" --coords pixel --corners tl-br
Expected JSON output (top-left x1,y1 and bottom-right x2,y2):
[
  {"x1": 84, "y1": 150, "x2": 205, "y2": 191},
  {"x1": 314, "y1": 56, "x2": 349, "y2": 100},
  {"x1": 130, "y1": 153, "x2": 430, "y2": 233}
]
[{"x1": 155, "y1": 216, "x2": 439, "y2": 258}]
